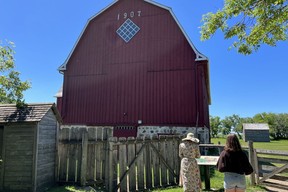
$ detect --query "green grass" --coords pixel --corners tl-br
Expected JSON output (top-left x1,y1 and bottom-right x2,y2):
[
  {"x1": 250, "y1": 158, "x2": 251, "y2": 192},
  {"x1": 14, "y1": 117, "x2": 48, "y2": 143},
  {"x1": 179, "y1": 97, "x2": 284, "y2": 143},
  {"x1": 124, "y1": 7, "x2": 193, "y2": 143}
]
[{"x1": 211, "y1": 138, "x2": 288, "y2": 151}]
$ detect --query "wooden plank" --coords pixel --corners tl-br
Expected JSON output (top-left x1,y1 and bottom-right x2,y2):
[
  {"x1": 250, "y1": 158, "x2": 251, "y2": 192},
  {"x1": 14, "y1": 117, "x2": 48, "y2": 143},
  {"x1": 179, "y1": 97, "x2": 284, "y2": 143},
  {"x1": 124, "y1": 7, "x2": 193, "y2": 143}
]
[
  {"x1": 258, "y1": 157, "x2": 288, "y2": 164},
  {"x1": 76, "y1": 143, "x2": 81, "y2": 182},
  {"x1": 127, "y1": 137, "x2": 136, "y2": 191},
  {"x1": 248, "y1": 141, "x2": 256, "y2": 185},
  {"x1": 68, "y1": 144, "x2": 76, "y2": 182},
  {"x1": 136, "y1": 138, "x2": 145, "y2": 190},
  {"x1": 95, "y1": 143, "x2": 102, "y2": 180},
  {"x1": 254, "y1": 149, "x2": 259, "y2": 184},
  {"x1": 88, "y1": 128, "x2": 96, "y2": 140},
  {"x1": 174, "y1": 137, "x2": 181, "y2": 184},
  {"x1": 152, "y1": 140, "x2": 160, "y2": 188},
  {"x1": 80, "y1": 132, "x2": 88, "y2": 186},
  {"x1": 259, "y1": 164, "x2": 288, "y2": 183},
  {"x1": 145, "y1": 140, "x2": 152, "y2": 189},
  {"x1": 86, "y1": 143, "x2": 95, "y2": 182},
  {"x1": 159, "y1": 136, "x2": 167, "y2": 186},
  {"x1": 256, "y1": 149, "x2": 288, "y2": 156},
  {"x1": 166, "y1": 137, "x2": 174, "y2": 184},
  {"x1": 104, "y1": 137, "x2": 115, "y2": 192},
  {"x1": 96, "y1": 128, "x2": 103, "y2": 141},
  {"x1": 118, "y1": 137, "x2": 127, "y2": 191}
]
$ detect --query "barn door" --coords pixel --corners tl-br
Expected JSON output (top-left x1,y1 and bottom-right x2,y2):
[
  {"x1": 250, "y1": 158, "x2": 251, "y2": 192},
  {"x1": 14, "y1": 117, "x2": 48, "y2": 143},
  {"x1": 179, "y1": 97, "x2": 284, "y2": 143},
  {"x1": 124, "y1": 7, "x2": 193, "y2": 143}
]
[{"x1": 0, "y1": 126, "x2": 3, "y2": 190}]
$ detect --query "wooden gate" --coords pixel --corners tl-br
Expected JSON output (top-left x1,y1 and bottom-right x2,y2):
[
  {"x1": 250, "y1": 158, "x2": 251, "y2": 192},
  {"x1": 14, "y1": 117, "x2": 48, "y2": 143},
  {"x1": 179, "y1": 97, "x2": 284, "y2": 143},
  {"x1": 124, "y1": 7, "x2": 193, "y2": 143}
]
[
  {"x1": 57, "y1": 127, "x2": 182, "y2": 192},
  {"x1": 253, "y1": 148, "x2": 288, "y2": 189},
  {"x1": 106, "y1": 136, "x2": 181, "y2": 192}
]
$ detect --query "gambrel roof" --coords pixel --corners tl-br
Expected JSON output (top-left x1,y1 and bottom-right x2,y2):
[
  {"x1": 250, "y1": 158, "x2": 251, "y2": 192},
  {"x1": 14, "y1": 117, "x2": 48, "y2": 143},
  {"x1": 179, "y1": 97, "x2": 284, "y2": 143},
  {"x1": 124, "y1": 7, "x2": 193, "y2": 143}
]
[{"x1": 58, "y1": 0, "x2": 209, "y2": 72}]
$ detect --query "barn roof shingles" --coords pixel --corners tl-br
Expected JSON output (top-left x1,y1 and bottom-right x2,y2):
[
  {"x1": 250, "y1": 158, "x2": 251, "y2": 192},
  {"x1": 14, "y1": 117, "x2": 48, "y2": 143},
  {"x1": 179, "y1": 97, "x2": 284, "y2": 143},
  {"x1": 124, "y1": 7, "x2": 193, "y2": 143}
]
[{"x1": 0, "y1": 103, "x2": 62, "y2": 123}]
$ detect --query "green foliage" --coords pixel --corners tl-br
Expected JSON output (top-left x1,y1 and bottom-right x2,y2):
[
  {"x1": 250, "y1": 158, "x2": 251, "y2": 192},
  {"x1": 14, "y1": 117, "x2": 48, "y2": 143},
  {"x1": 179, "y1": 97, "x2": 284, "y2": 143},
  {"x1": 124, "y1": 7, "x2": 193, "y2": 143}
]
[
  {"x1": 209, "y1": 115, "x2": 221, "y2": 137},
  {"x1": 210, "y1": 112, "x2": 288, "y2": 139},
  {"x1": 200, "y1": 0, "x2": 288, "y2": 55},
  {"x1": 0, "y1": 41, "x2": 31, "y2": 104},
  {"x1": 252, "y1": 112, "x2": 288, "y2": 139}
]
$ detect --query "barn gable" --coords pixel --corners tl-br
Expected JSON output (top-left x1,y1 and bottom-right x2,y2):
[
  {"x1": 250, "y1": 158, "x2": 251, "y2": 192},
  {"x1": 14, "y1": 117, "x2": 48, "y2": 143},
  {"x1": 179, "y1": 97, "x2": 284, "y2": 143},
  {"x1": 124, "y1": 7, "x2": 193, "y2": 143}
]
[
  {"x1": 57, "y1": 0, "x2": 211, "y2": 141},
  {"x1": 58, "y1": 0, "x2": 208, "y2": 72}
]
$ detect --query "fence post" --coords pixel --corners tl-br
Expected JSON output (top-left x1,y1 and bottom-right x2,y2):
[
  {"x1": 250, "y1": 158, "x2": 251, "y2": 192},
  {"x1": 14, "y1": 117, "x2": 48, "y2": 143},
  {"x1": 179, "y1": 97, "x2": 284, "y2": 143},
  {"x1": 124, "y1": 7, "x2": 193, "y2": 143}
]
[
  {"x1": 145, "y1": 139, "x2": 152, "y2": 188},
  {"x1": 253, "y1": 149, "x2": 259, "y2": 184},
  {"x1": 248, "y1": 141, "x2": 255, "y2": 186},
  {"x1": 80, "y1": 131, "x2": 88, "y2": 186},
  {"x1": 105, "y1": 137, "x2": 114, "y2": 192}
]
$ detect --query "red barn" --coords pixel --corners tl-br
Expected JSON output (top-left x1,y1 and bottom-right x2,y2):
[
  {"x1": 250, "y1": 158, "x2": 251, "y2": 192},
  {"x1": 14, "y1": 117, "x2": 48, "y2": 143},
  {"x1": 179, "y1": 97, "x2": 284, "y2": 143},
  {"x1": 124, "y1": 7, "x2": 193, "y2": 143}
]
[{"x1": 57, "y1": 0, "x2": 211, "y2": 142}]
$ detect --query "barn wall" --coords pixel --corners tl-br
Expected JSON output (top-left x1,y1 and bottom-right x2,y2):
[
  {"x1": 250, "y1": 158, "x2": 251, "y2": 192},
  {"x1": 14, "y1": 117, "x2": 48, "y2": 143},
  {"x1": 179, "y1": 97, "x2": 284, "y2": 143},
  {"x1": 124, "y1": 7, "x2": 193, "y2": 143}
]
[
  {"x1": 36, "y1": 109, "x2": 58, "y2": 192},
  {"x1": 61, "y1": 0, "x2": 209, "y2": 128},
  {"x1": 2, "y1": 123, "x2": 35, "y2": 192},
  {"x1": 137, "y1": 126, "x2": 210, "y2": 143}
]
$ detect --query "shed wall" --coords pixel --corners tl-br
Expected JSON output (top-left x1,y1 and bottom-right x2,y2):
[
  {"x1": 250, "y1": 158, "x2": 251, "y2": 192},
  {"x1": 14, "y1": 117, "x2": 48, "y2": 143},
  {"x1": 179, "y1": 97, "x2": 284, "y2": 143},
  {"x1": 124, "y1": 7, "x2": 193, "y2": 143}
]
[
  {"x1": 36, "y1": 109, "x2": 58, "y2": 192},
  {"x1": 0, "y1": 126, "x2": 3, "y2": 190},
  {"x1": 61, "y1": 0, "x2": 210, "y2": 128},
  {"x1": 2, "y1": 123, "x2": 35, "y2": 192}
]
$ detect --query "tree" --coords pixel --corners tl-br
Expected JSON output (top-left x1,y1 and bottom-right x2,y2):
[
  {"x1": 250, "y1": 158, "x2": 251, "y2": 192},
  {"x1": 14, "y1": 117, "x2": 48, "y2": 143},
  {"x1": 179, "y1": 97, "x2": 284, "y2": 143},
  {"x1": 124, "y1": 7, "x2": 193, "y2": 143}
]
[
  {"x1": 200, "y1": 0, "x2": 288, "y2": 55},
  {"x1": 210, "y1": 115, "x2": 222, "y2": 137},
  {"x1": 0, "y1": 41, "x2": 31, "y2": 104},
  {"x1": 221, "y1": 116, "x2": 233, "y2": 136}
]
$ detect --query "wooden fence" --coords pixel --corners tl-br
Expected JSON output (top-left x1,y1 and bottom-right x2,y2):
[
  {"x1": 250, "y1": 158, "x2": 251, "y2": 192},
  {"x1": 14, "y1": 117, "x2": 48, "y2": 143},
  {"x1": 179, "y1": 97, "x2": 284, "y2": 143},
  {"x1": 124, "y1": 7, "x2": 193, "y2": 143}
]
[
  {"x1": 252, "y1": 146, "x2": 288, "y2": 190},
  {"x1": 57, "y1": 127, "x2": 182, "y2": 192},
  {"x1": 57, "y1": 128, "x2": 288, "y2": 191}
]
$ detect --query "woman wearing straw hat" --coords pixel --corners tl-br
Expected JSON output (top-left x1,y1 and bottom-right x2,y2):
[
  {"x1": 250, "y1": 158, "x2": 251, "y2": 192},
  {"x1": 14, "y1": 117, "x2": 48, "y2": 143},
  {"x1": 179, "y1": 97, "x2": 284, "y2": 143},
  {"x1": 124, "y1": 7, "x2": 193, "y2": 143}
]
[{"x1": 179, "y1": 133, "x2": 201, "y2": 192}]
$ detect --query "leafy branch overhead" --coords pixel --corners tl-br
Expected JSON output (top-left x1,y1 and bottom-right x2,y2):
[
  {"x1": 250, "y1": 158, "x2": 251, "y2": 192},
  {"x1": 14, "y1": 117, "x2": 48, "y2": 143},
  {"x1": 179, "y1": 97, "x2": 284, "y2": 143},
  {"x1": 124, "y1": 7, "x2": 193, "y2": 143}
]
[
  {"x1": 200, "y1": 0, "x2": 288, "y2": 55},
  {"x1": 0, "y1": 41, "x2": 31, "y2": 104}
]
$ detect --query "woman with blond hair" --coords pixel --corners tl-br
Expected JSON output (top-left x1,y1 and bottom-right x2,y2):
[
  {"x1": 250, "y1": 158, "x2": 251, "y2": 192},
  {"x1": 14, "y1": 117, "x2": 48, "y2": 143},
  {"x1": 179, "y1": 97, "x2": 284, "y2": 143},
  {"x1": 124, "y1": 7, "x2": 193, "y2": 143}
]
[{"x1": 217, "y1": 134, "x2": 253, "y2": 192}]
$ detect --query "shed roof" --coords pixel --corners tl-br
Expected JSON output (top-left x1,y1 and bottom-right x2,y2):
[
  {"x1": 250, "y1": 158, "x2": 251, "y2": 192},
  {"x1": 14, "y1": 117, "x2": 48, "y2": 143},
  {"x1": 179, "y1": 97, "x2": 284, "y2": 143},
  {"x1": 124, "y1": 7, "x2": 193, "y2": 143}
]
[
  {"x1": 243, "y1": 123, "x2": 269, "y2": 130},
  {"x1": 0, "y1": 103, "x2": 62, "y2": 123}
]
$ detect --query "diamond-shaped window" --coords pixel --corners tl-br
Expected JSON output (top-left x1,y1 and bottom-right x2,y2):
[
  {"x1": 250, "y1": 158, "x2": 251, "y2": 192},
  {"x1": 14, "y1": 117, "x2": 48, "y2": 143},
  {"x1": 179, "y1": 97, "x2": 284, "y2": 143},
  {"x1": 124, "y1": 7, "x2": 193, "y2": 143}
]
[{"x1": 116, "y1": 19, "x2": 140, "y2": 43}]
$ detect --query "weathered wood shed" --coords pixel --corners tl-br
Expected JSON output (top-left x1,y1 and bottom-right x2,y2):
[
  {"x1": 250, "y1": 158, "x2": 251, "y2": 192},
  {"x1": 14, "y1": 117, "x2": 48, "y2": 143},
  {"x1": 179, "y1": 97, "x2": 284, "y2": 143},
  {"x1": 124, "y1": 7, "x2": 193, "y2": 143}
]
[
  {"x1": 0, "y1": 103, "x2": 61, "y2": 192},
  {"x1": 243, "y1": 123, "x2": 270, "y2": 142}
]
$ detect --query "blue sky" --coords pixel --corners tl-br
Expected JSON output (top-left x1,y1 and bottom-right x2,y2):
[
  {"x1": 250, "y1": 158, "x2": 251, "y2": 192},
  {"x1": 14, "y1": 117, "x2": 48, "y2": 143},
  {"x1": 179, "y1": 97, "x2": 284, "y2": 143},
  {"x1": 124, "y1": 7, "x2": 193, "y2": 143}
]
[{"x1": 1, "y1": 0, "x2": 287, "y2": 119}]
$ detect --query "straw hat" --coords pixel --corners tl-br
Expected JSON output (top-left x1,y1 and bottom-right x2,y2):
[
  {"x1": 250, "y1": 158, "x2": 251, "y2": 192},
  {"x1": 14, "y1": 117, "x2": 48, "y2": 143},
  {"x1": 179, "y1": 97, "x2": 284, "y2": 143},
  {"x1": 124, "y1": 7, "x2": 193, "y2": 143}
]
[{"x1": 182, "y1": 133, "x2": 199, "y2": 143}]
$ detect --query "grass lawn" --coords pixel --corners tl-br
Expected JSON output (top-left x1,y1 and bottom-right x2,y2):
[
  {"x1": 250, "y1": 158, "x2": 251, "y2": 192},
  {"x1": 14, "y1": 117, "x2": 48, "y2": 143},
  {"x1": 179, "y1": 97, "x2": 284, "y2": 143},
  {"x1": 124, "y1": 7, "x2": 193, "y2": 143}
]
[
  {"x1": 48, "y1": 171, "x2": 266, "y2": 192},
  {"x1": 211, "y1": 138, "x2": 288, "y2": 151},
  {"x1": 48, "y1": 138, "x2": 287, "y2": 192}
]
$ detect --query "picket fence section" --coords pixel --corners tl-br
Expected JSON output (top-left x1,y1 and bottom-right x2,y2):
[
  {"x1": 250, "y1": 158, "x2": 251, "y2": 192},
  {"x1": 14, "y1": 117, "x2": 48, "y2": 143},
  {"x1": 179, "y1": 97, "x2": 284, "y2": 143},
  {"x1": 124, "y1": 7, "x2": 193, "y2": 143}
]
[
  {"x1": 57, "y1": 127, "x2": 182, "y2": 192},
  {"x1": 57, "y1": 127, "x2": 113, "y2": 185}
]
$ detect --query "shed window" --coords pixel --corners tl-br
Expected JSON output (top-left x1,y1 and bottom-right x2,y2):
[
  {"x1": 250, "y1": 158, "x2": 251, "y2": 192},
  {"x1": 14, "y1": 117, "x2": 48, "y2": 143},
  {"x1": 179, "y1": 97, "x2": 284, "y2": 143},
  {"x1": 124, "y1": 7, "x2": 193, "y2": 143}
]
[{"x1": 116, "y1": 19, "x2": 140, "y2": 43}]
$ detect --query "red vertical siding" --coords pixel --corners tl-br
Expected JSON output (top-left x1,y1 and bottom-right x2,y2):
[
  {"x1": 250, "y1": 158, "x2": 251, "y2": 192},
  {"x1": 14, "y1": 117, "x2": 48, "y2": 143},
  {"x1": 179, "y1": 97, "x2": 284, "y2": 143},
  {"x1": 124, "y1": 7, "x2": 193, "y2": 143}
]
[{"x1": 61, "y1": 0, "x2": 210, "y2": 128}]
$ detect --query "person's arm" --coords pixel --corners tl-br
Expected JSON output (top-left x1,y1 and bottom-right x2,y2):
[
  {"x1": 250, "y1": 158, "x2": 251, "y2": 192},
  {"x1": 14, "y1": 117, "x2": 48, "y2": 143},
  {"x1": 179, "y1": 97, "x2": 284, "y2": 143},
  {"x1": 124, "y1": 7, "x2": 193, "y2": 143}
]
[
  {"x1": 179, "y1": 143, "x2": 184, "y2": 158},
  {"x1": 243, "y1": 151, "x2": 254, "y2": 175},
  {"x1": 216, "y1": 151, "x2": 227, "y2": 172}
]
